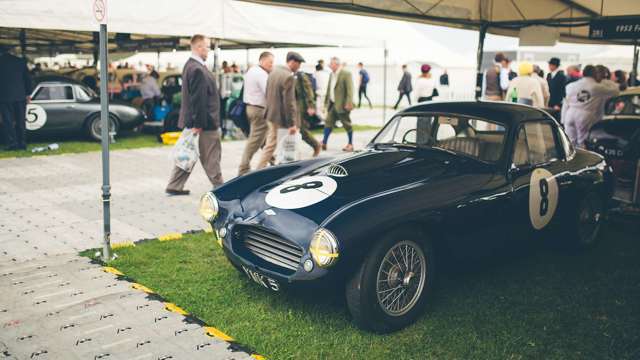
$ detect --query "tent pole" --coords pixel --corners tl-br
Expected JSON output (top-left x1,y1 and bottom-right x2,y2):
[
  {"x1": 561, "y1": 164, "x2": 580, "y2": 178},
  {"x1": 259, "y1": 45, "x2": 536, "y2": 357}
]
[
  {"x1": 19, "y1": 29, "x2": 26, "y2": 59},
  {"x1": 383, "y1": 44, "x2": 388, "y2": 124},
  {"x1": 475, "y1": 23, "x2": 488, "y2": 100},
  {"x1": 99, "y1": 23, "x2": 112, "y2": 261},
  {"x1": 156, "y1": 50, "x2": 161, "y2": 70},
  {"x1": 246, "y1": 48, "x2": 250, "y2": 69},
  {"x1": 213, "y1": 38, "x2": 220, "y2": 75},
  {"x1": 632, "y1": 40, "x2": 639, "y2": 87}
]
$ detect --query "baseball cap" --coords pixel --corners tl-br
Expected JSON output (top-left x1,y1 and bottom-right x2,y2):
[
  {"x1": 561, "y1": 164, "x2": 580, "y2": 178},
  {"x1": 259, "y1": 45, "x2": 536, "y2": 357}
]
[{"x1": 286, "y1": 51, "x2": 305, "y2": 63}]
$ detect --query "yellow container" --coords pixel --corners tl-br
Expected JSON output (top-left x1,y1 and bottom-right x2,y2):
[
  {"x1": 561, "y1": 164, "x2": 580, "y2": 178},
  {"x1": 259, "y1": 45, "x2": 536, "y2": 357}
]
[{"x1": 160, "y1": 131, "x2": 181, "y2": 145}]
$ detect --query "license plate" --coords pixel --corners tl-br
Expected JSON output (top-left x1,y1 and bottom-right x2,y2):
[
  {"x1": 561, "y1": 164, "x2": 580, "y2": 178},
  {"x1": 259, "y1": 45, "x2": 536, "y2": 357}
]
[{"x1": 241, "y1": 265, "x2": 280, "y2": 291}]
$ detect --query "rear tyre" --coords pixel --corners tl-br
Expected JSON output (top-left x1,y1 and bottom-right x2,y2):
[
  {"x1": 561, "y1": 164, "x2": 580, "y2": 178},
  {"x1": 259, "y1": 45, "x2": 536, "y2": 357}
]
[
  {"x1": 345, "y1": 227, "x2": 435, "y2": 333},
  {"x1": 565, "y1": 192, "x2": 606, "y2": 250},
  {"x1": 86, "y1": 114, "x2": 118, "y2": 142}
]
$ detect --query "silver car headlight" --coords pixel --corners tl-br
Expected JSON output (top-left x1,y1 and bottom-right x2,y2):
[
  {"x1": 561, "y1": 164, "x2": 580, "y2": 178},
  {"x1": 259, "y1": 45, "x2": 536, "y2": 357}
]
[
  {"x1": 199, "y1": 192, "x2": 219, "y2": 222},
  {"x1": 310, "y1": 228, "x2": 339, "y2": 268}
]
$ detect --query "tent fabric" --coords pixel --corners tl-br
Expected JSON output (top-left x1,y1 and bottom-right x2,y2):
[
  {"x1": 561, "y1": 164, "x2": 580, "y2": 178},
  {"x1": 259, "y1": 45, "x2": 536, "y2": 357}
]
[
  {"x1": 0, "y1": 0, "x2": 378, "y2": 54},
  {"x1": 240, "y1": 0, "x2": 640, "y2": 44}
]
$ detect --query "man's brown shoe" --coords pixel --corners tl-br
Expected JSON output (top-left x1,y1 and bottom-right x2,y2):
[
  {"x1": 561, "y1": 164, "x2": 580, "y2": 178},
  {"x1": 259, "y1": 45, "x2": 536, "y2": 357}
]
[
  {"x1": 166, "y1": 189, "x2": 190, "y2": 196},
  {"x1": 342, "y1": 144, "x2": 354, "y2": 152},
  {"x1": 321, "y1": 143, "x2": 327, "y2": 151}
]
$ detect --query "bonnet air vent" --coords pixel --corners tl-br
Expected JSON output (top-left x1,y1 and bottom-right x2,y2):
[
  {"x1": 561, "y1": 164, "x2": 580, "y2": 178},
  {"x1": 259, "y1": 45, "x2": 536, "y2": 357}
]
[{"x1": 327, "y1": 164, "x2": 348, "y2": 177}]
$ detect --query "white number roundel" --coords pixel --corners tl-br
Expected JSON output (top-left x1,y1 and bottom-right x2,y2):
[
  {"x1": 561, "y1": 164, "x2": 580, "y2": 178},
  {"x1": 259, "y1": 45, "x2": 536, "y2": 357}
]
[
  {"x1": 265, "y1": 176, "x2": 337, "y2": 210},
  {"x1": 25, "y1": 104, "x2": 47, "y2": 130},
  {"x1": 529, "y1": 168, "x2": 559, "y2": 230}
]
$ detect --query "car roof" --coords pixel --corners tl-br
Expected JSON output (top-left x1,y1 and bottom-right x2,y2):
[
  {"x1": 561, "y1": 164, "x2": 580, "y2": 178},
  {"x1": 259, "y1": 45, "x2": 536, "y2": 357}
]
[
  {"x1": 619, "y1": 86, "x2": 640, "y2": 96},
  {"x1": 398, "y1": 100, "x2": 554, "y2": 126}
]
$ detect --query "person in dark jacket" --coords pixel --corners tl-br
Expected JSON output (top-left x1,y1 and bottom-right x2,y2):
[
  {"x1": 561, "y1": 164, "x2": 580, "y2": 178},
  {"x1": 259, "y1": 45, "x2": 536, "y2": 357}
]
[
  {"x1": 165, "y1": 35, "x2": 223, "y2": 196},
  {"x1": 0, "y1": 45, "x2": 32, "y2": 150},
  {"x1": 546, "y1": 57, "x2": 567, "y2": 111},
  {"x1": 393, "y1": 64, "x2": 412, "y2": 109}
]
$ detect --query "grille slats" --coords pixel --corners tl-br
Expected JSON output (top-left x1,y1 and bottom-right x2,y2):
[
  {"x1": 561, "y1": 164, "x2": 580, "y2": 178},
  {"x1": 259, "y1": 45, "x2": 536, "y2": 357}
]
[{"x1": 239, "y1": 226, "x2": 303, "y2": 271}]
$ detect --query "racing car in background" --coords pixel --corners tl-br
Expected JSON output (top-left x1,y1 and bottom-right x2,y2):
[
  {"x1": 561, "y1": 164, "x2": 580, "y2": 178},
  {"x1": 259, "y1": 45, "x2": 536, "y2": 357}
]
[{"x1": 200, "y1": 101, "x2": 613, "y2": 333}]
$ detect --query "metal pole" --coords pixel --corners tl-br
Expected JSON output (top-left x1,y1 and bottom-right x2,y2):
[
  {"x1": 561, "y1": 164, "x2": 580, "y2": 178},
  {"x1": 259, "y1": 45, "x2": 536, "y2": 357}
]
[
  {"x1": 99, "y1": 23, "x2": 112, "y2": 260},
  {"x1": 156, "y1": 50, "x2": 161, "y2": 70},
  {"x1": 632, "y1": 40, "x2": 639, "y2": 87},
  {"x1": 383, "y1": 45, "x2": 388, "y2": 124},
  {"x1": 19, "y1": 29, "x2": 26, "y2": 59},
  {"x1": 246, "y1": 48, "x2": 250, "y2": 69},
  {"x1": 213, "y1": 39, "x2": 220, "y2": 74},
  {"x1": 475, "y1": 23, "x2": 488, "y2": 100}
]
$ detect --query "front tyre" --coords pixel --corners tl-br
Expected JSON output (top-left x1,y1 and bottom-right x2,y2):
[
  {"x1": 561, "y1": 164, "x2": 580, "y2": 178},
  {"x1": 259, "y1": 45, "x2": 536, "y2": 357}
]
[
  {"x1": 86, "y1": 114, "x2": 119, "y2": 142},
  {"x1": 567, "y1": 192, "x2": 606, "y2": 250},
  {"x1": 345, "y1": 228, "x2": 435, "y2": 333}
]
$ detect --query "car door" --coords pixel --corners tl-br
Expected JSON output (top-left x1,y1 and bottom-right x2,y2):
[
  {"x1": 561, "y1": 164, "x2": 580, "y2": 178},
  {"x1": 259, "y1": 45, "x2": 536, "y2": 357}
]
[
  {"x1": 509, "y1": 120, "x2": 567, "y2": 238},
  {"x1": 29, "y1": 84, "x2": 77, "y2": 133}
]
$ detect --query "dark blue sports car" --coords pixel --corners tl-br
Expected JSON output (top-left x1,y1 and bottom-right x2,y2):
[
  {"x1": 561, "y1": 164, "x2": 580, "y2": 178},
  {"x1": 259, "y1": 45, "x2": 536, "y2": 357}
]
[{"x1": 199, "y1": 101, "x2": 613, "y2": 332}]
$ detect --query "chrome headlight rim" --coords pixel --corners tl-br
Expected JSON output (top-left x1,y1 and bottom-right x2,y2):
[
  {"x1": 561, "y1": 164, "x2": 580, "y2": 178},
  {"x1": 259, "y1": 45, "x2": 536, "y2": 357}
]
[
  {"x1": 310, "y1": 228, "x2": 339, "y2": 268},
  {"x1": 199, "y1": 192, "x2": 219, "y2": 222}
]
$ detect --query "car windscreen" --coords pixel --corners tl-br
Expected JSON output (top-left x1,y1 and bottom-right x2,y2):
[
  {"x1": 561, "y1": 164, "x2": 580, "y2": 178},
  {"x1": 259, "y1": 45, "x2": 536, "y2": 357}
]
[
  {"x1": 372, "y1": 113, "x2": 507, "y2": 163},
  {"x1": 606, "y1": 94, "x2": 640, "y2": 115}
]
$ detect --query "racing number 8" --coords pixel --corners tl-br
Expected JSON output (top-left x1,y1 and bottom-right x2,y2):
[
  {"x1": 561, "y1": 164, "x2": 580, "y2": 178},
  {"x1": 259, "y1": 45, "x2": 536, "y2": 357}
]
[
  {"x1": 280, "y1": 181, "x2": 323, "y2": 194},
  {"x1": 539, "y1": 178, "x2": 549, "y2": 217}
]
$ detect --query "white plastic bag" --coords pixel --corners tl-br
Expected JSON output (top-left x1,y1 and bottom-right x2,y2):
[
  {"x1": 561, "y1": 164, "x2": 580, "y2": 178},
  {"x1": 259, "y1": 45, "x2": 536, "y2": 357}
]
[
  {"x1": 275, "y1": 128, "x2": 302, "y2": 164},
  {"x1": 171, "y1": 129, "x2": 200, "y2": 172}
]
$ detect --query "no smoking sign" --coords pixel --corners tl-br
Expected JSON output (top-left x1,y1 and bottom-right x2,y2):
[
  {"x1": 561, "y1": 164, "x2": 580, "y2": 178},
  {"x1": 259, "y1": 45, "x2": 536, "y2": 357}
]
[{"x1": 93, "y1": 0, "x2": 107, "y2": 24}]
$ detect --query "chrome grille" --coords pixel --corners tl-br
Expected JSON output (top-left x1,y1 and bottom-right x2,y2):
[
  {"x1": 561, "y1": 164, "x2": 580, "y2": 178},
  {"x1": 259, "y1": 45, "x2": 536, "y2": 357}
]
[
  {"x1": 327, "y1": 163, "x2": 348, "y2": 177},
  {"x1": 242, "y1": 226, "x2": 303, "y2": 271}
]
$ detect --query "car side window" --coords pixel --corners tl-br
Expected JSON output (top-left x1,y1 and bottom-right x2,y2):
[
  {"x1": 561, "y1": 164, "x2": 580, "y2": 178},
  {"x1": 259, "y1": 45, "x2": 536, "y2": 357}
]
[
  {"x1": 513, "y1": 126, "x2": 529, "y2": 166},
  {"x1": 32, "y1": 85, "x2": 74, "y2": 101},
  {"x1": 524, "y1": 122, "x2": 560, "y2": 165}
]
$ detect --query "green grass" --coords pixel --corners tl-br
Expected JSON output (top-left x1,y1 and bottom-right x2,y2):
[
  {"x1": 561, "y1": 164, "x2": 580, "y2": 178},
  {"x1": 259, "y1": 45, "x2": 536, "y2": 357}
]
[
  {"x1": 0, "y1": 131, "x2": 165, "y2": 159},
  {"x1": 1, "y1": 125, "x2": 380, "y2": 160},
  {"x1": 88, "y1": 218, "x2": 640, "y2": 360}
]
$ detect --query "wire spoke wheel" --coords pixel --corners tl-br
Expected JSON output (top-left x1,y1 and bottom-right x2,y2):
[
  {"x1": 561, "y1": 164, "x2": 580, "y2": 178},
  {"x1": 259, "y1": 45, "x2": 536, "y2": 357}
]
[
  {"x1": 578, "y1": 195, "x2": 602, "y2": 246},
  {"x1": 376, "y1": 240, "x2": 427, "y2": 317}
]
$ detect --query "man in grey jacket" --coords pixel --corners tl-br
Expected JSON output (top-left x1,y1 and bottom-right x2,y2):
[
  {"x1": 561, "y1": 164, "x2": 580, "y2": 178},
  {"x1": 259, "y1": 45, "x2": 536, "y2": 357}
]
[
  {"x1": 393, "y1": 64, "x2": 412, "y2": 109},
  {"x1": 165, "y1": 34, "x2": 223, "y2": 195},
  {"x1": 256, "y1": 52, "x2": 303, "y2": 169}
]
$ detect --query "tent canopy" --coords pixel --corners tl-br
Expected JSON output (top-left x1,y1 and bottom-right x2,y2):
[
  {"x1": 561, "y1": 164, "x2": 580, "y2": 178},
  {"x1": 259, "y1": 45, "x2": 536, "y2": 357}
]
[
  {"x1": 241, "y1": 0, "x2": 640, "y2": 44},
  {"x1": 0, "y1": 0, "x2": 379, "y2": 56}
]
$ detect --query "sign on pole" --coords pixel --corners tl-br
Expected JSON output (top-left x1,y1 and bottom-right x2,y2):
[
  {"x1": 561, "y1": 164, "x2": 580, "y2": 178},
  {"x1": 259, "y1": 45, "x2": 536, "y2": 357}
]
[
  {"x1": 93, "y1": 0, "x2": 107, "y2": 24},
  {"x1": 94, "y1": 0, "x2": 112, "y2": 260},
  {"x1": 589, "y1": 17, "x2": 640, "y2": 40}
]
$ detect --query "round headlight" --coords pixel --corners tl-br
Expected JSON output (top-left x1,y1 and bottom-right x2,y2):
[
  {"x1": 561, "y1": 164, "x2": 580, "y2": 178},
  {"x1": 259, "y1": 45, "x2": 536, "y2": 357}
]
[
  {"x1": 310, "y1": 228, "x2": 339, "y2": 268},
  {"x1": 199, "y1": 192, "x2": 218, "y2": 222}
]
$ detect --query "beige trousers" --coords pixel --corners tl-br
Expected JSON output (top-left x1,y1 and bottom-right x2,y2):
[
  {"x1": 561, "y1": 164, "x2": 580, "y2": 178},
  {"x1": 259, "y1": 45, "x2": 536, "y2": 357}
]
[
  {"x1": 238, "y1": 105, "x2": 268, "y2": 176},
  {"x1": 257, "y1": 121, "x2": 279, "y2": 169},
  {"x1": 166, "y1": 129, "x2": 223, "y2": 190}
]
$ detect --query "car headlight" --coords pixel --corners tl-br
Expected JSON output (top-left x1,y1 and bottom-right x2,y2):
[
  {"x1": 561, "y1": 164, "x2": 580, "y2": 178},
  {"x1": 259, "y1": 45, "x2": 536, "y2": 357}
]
[
  {"x1": 310, "y1": 228, "x2": 339, "y2": 268},
  {"x1": 199, "y1": 192, "x2": 218, "y2": 222}
]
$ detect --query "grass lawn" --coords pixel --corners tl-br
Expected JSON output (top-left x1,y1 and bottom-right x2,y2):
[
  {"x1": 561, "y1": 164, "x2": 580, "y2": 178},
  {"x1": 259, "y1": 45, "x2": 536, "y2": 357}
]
[
  {"x1": 0, "y1": 131, "x2": 165, "y2": 159},
  {"x1": 89, "y1": 217, "x2": 640, "y2": 360},
  {"x1": 0, "y1": 125, "x2": 380, "y2": 160}
]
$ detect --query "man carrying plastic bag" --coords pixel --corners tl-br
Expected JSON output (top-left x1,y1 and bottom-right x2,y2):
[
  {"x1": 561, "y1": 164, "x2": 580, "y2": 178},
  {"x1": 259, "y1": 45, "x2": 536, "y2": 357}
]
[
  {"x1": 257, "y1": 52, "x2": 305, "y2": 168},
  {"x1": 165, "y1": 35, "x2": 224, "y2": 196}
]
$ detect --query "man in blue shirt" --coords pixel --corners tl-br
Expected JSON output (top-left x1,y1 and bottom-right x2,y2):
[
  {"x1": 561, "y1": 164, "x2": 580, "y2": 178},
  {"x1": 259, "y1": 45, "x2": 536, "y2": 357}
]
[{"x1": 357, "y1": 62, "x2": 372, "y2": 109}]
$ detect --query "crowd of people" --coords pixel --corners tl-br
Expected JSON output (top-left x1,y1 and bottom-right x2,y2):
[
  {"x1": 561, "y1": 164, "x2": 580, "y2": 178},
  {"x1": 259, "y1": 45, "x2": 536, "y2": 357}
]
[
  {"x1": 480, "y1": 52, "x2": 628, "y2": 148},
  {"x1": 165, "y1": 35, "x2": 357, "y2": 195}
]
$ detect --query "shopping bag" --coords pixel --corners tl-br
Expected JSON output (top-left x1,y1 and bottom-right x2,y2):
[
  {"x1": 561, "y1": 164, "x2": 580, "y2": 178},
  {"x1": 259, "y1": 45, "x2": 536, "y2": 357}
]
[
  {"x1": 171, "y1": 129, "x2": 199, "y2": 172},
  {"x1": 275, "y1": 129, "x2": 302, "y2": 164}
]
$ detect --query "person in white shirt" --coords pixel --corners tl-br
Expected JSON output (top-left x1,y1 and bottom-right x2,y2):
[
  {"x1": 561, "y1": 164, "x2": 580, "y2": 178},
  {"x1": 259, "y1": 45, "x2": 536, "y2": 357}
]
[
  {"x1": 237, "y1": 51, "x2": 274, "y2": 176},
  {"x1": 140, "y1": 70, "x2": 161, "y2": 119},
  {"x1": 532, "y1": 65, "x2": 550, "y2": 108},
  {"x1": 505, "y1": 62, "x2": 544, "y2": 108},
  {"x1": 562, "y1": 65, "x2": 620, "y2": 147},
  {"x1": 415, "y1": 64, "x2": 437, "y2": 102},
  {"x1": 314, "y1": 61, "x2": 330, "y2": 120}
]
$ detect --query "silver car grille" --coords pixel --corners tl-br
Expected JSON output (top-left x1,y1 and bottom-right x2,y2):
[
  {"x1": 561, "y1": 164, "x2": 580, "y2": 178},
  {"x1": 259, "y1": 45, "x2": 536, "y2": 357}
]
[
  {"x1": 242, "y1": 226, "x2": 303, "y2": 271},
  {"x1": 327, "y1": 163, "x2": 348, "y2": 177}
]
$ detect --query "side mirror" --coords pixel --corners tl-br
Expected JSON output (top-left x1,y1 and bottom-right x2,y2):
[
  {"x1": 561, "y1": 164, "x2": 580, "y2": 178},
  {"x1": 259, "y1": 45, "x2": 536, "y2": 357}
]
[{"x1": 508, "y1": 163, "x2": 532, "y2": 178}]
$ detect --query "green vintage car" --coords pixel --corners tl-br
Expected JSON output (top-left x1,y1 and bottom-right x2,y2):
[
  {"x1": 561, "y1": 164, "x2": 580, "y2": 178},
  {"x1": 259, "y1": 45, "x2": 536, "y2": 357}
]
[{"x1": 28, "y1": 77, "x2": 146, "y2": 141}]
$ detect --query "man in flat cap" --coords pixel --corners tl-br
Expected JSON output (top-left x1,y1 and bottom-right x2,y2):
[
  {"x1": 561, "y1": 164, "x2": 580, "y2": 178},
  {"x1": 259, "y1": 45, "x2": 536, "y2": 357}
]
[{"x1": 257, "y1": 51, "x2": 303, "y2": 168}]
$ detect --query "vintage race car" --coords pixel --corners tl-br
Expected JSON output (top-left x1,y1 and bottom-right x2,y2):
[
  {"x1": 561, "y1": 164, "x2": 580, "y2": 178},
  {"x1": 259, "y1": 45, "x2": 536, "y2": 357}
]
[
  {"x1": 586, "y1": 87, "x2": 640, "y2": 205},
  {"x1": 27, "y1": 78, "x2": 146, "y2": 141},
  {"x1": 200, "y1": 101, "x2": 613, "y2": 332}
]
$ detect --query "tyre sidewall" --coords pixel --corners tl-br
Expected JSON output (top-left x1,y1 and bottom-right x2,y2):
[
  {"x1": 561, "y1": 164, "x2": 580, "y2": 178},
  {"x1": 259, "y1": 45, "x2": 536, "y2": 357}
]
[
  {"x1": 87, "y1": 114, "x2": 118, "y2": 141},
  {"x1": 347, "y1": 227, "x2": 435, "y2": 333}
]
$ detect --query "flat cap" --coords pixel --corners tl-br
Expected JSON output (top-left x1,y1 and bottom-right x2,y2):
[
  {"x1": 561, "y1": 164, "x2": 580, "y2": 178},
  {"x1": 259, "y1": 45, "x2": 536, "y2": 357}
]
[{"x1": 286, "y1": 51, "x2": 305, "y2": 63}]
